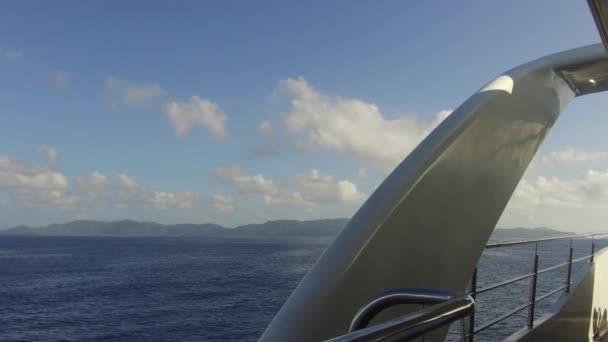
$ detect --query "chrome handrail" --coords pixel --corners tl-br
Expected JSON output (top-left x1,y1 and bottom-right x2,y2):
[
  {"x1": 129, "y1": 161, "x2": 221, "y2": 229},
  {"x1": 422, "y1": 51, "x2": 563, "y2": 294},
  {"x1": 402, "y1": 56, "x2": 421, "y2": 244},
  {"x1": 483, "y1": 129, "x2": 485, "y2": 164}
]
[
  {"x1": 475, "y1": 253, "x2": 592, "y2": 295},
  {"x1": 463, "y1": 284, "x2": 568, "y2": 340},
  {"x1": 348, "y1": 288, "x2": 457, "y2": 332},
  {"x1": 331, "y1": 233, "x2": 607, "y2": 342},
  {"x1": 485, "y1": 232, "x2": 608, "y2": 249},
  {"x1": 327, "y1": 294, "x2": 474, "y2": 342},
  {"x1": 463, "y1": 232, "x2": 608, "y2": 341}
]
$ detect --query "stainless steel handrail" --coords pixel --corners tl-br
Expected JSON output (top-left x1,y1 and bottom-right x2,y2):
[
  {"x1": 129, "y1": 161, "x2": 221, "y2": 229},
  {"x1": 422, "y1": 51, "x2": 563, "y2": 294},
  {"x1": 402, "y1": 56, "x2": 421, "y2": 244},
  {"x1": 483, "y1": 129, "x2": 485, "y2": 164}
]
[
  {"x1": 572, "y1": 254, "x2": 594, "y2": 263},
  {"x1": 475, "y1": 272, "x2": 535, "y2": 295},
  {"x1": 327, "y1": 295, "x2": 474, "y2": 342},
  {"x1": 473, "y1": 301, "x2": 533, "y2": 335},
  {"x1": 463, "y1": 233, "x2": 608, "y2": 341},
  {"x1": 466, "y1": 284, "x2": 568, "y2": 338},
  {"x1": 485, "y1": 232, "x2": 608, "y2": 249},
  {"x1": 348, "y1": 288, "x2": 457, "y2": 332},
  {"x1": 475, "y1": 253, "x2": 593, "y2": 295},
  {"x1": 333, "y1": 233, "x2": 607, "y2": 342},
  {"x1": 475, "y1": 241, "x2": 601, "y2": 296}
]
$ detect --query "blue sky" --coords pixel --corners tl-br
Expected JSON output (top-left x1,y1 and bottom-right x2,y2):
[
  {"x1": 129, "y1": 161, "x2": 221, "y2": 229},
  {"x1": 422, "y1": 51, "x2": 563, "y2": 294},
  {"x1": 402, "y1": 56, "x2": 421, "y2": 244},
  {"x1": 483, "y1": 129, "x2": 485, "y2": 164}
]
[{"x1": 1, "y1": 1, "x2": 607, "y2": 231}]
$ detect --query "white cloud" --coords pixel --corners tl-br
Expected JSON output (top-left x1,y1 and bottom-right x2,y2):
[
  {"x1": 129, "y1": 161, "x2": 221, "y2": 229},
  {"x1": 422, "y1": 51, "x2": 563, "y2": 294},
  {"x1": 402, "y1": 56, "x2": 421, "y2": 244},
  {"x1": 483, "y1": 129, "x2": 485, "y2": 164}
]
[
  {"x1": 0, "y1": 154, "x2": 75, "y2": 210},
  {"x1": 124, "y1": 84, "x2": 162, "y2": 106},
  {"x1": 76, "y1": 171, "x2": 108, "y2": 201},
  {"x1": 215, "y1": 165, "x2": 365, "y2": 207},
  {"x1": 36, "y1": 145, "x2": 59, "y2": 163},
  {"x1": 166, "y1": 96, "x2": 228, "y2": 138},
  {"x1": 432, "y1": 110, "x2": 452, "y2": 127},
  {"x1": 258, "y1": 120, "x2": 273, "y2": 137},
  {"x1": 211, "y1": 195, "x2": 234, "y2": 213},
  {"x1": 75, "y1": 172, "x2": 198, "y2": 209},
  {"x1": 116, "y1": 173, "x2": 140, "y2": 189},
  {"x1": 114, "y1": 173, "x2": 199, "y2": 209},
  {"x1": 13, "y1": 172, "x2": 68, "y2": 190},
  {"x1": 0, "y1": 152, "x2": 200, "y2": 212},
  {"x1": 0, "y1": 155, "x2": 67, "y2": 190},
  {"x1": 105, "y1": 76, "x2": 163, "y2": 107},
  {"x1": 77, "y1": 171, "x2": 108, "y2": 191},
  {"x1": 278, "y1": 77, "x2": 451, "y2": 171},
  {"x1": 148, "y1": 191, "x2": 199, "y2": 209},
  {"x1": 291, "y1": 169, "x2": 365, "y2": 204},
  {"x1": 2, "y1": 49, "x2": 24, "y2": 62},
  {"x1": 543, "y1": 147, "x2": 608, "y2": 164},
  {"x1": 13, "y1": 189, "x2": 80, "y2": 209},
  {"x1": 245, "y1": 120, "x2": 280, "y2": 159},
  {"x1": 54, "y1": 71, "x2": 69, "y2": 88},
  {"x1": 500, "y1": 169, "x2": 608, "y2": 231},
  {"x1": 263, "y1": 191, "x2": 312, "y2": 206},
  {"x1": 215, "y1": 166, "x2": 278, "y2": 195}
]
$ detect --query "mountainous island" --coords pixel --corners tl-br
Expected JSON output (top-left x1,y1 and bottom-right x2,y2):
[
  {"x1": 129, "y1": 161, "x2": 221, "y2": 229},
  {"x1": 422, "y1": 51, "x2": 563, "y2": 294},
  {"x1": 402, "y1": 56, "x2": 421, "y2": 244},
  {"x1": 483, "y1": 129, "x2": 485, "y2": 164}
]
[{"x1": 0, "y1": 219, "x2": 573, "y2": 240}]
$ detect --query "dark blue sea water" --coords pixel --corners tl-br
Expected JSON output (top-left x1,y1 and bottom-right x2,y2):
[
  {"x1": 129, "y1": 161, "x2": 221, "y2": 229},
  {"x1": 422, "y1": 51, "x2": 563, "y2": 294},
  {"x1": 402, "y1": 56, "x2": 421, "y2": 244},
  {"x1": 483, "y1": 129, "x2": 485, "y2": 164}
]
[{"x1": 1, "y1": 236, "x2": 605, "y2": 341}]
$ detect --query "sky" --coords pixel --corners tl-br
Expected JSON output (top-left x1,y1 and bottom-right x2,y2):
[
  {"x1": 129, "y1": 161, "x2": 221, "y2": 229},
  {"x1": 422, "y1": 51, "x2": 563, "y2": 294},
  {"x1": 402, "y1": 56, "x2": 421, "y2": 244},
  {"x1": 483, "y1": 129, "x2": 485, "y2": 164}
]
[{"x1": 0, "y1": 1, "x2": 607, "y2": 231}]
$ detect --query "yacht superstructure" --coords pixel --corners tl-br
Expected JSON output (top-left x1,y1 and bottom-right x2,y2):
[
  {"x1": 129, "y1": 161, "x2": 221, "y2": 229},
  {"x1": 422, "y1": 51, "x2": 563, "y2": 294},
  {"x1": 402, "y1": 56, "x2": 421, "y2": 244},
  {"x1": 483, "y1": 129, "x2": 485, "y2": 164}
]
[{"x1": 261, "y1": 2, "x2": 608, "y2": 341}]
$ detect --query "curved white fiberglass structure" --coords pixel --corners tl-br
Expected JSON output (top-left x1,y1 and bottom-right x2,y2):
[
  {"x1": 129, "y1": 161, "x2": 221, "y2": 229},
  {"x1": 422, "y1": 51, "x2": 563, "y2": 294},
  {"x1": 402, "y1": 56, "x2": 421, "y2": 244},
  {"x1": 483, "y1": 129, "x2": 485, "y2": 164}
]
[{"x1": 260, "y1": 44, "x2": 608, "y2": 342}]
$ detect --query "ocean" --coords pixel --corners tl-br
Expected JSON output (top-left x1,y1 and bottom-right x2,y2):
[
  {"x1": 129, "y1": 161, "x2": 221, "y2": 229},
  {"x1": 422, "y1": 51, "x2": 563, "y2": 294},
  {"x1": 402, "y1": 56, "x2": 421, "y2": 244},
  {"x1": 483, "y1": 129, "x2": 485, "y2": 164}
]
[{"x1": 1, "y1": 235, "x2": 604, "y2": 341}]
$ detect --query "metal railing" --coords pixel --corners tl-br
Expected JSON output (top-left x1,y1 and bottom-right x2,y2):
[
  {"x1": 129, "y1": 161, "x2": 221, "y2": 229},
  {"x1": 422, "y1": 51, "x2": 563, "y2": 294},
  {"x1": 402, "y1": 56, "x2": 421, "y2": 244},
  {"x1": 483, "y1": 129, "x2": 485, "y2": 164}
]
[
  {"x1": 327, "y1": 232, "x2": 607, "y2": 342},
  {"x1": 348, "y1": 288, "x2": 459, "y2": 333},
  {"x1": 327, "y1": 290, "x2": 474, "y2": 342},
  {"x1": 463, "y1": 232, "x2": 608, "y2": 341}
]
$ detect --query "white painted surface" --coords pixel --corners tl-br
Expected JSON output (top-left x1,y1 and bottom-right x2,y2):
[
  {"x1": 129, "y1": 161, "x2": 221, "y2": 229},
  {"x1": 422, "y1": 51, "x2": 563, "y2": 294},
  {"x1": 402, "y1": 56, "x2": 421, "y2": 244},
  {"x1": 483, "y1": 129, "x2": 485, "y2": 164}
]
[
  {"x1": 261, "y1": 44, "x2": 608, "y2": 342},
  {"x1": 479, "y1": 75, "x2": 514, "y2": 94},
  {"x1": 589, "y1": 249, "x2": 608, "y2": 339},
  {"x1": 505, "y1": 247, "x2": 608, "y2": 341}
]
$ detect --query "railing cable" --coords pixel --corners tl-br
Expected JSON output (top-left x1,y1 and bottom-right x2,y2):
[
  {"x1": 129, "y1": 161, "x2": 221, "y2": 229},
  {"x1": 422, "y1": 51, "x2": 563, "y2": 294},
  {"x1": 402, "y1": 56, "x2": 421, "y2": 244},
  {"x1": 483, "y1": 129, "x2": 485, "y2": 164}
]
[
  {"x1": 463, "y1": 233, "x2": 607, "y2": 340},
  {"x1": 335, "y1": 233, "x2": 608, "y2": 342}
]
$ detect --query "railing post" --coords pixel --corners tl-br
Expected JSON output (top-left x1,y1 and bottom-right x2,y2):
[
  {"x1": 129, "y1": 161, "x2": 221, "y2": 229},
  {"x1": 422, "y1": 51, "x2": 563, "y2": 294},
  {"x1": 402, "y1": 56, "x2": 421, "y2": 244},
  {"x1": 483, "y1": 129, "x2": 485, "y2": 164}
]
[
  {"x1": 528, "y1": 244, "x2": 539, "y2": 328},
  {"x1": 591, "y1": 236, "x2": 595, "y2": 263},
  {"x1": 460, "y1": 318, "x2": 467, "y2": 342},
  {"x1": 468, "y1": 267, "x2": 477, "y2": 342},
  {"x1": 566, "y1": 240, "x2": 573, "y2": 293},
  {"x1": 420, "y1": 305, "x2": 425, "y2": 342}
]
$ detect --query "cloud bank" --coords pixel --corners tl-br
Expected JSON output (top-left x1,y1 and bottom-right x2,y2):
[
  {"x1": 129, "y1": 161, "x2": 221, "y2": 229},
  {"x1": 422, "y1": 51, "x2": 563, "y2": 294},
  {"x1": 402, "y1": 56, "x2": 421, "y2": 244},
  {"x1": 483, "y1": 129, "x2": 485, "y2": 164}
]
[
  {"x1": 278, "y1": 77, "x2": 451, "y2": 171},
  {"x1": 214, "y1": 165, "x2": 365, "y2": 207}
]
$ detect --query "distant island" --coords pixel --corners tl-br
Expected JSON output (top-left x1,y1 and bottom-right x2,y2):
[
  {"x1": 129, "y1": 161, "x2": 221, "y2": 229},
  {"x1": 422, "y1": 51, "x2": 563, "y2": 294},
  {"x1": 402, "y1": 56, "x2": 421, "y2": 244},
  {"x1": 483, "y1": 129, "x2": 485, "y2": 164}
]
[{"x1": 0, "y1": 219, "x2": 573, "y2": 240}]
